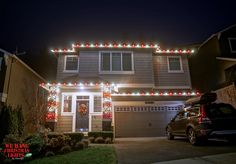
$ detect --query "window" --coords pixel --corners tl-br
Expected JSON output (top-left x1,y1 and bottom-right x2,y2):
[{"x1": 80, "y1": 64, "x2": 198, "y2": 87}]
[
  {"x1": 100, "y1": 51, "x2": 133, "y2": 73},
  {"x1": 174, "y1": 112, "x2": 184, "y2": 121},
  {"x1": 228, "y1": 38, "x2": 236, "y2": 53},
  {"x1": 63, "y1": 95, "x2": 72, "y2": 113},
  {"x1": 167, "y1": 56, "x2": 183, "y2": 72},
  {"x1": 94, "y1": 96, "x2": 102, "y2": 112},
  {"x1": 64, "y1": 55, "x2": 79, "y2": 72}
]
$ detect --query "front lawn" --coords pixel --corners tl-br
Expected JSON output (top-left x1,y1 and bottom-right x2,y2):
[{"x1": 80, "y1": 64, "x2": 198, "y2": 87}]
[{"x1": 25, "y1": 146, "x2": 117, "y2": 164}]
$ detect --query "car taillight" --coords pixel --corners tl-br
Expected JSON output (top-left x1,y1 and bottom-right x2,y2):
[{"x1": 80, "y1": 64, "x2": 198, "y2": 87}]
[{"x1": 198, "y1": 106, "x2": 212, "y2": 124}]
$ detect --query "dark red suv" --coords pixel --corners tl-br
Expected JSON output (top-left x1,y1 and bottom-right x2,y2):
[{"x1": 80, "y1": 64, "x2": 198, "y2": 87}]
[{"x1": 166, "y1": 93, "x2": 236, "y2": 145}]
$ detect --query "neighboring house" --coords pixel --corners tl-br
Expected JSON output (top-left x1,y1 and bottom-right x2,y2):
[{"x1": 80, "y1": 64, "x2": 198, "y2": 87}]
[
  {"x1": 189, "y1": 24, "x2": 236, "y2": 108},
  {"x1": 0, "y1": 48, "x2": 47, "y2": 133},
  {"x1": 41, "y1": 43, "x2": 198, "y2": 137}
]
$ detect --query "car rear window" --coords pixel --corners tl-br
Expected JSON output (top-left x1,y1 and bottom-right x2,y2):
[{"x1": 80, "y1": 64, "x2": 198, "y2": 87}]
[{"x1": 206, "y1": 103, "x2": 236, "y2": 118}]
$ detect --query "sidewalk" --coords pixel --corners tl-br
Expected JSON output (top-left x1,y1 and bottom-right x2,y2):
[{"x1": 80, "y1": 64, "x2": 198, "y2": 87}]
[{"x1": 153, "y1": 152, "x2": 236, "y2": 164}]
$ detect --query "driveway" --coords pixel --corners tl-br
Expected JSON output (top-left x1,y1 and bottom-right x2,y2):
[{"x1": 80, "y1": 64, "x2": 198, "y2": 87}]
[{"x1": 114, "y1": 137, "x2": 236, "y2": 164}]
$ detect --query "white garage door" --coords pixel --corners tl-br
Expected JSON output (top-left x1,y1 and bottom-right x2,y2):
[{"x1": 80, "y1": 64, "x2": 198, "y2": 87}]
[{"x1": 115, "y1": 105, "x2": 182, "y2": 137}]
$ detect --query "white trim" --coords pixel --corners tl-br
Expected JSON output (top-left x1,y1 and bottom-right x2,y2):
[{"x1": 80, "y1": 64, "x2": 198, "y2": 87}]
[
  {"x1": 167, "y1": 56, "x2": 184, "y2": 73},
  {"x1": 0, "y1": 93, "x2": 7, "y2": 102},
  {"x1": 117, "y1": 83, "x2": 155, "y2": 88},
  {"x1": 61, "y1": 92, "x2": 102, "y2": 132},
  {"x1": 0, "y1": 57, "x2": 3, "y2": 71},
  {"x1": 0, "y1": 49, "x2": 45, "y2": 81},
  {"x1": 99, "y1": 51, "x2": 134, "y2": 74},
  {"x1": 61, "y1": 94, "x2": 74, "y2": 116},
  {"x1": 216, "y1": 57, "x2": 236, "y2": 62},
  {"x1": 154, "y1": 86, "x2": 192, "y2": 89},
  {"x1": 63, "y1": 55, "x2": 79, "y2": 73},
  {"x1": 228, "y1": 38, "x2": 236, "y2": 53}
]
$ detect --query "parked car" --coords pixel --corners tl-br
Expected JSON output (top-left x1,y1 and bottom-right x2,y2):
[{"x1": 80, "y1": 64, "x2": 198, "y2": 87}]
[{"x1": 166, "y1": 93, "x2": 236, "y2": 145}]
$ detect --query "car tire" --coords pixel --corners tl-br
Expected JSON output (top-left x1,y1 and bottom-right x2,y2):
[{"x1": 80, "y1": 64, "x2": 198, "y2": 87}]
[
  {"x1": 166, "y1": 127, "x2": 174, "y2": 140},
  {"x1": 187, "y1": 128, "x2": 200, "y2": 145}
]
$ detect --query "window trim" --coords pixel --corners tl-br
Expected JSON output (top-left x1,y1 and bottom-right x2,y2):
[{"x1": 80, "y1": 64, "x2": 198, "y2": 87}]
[
  {"x1": 167, "y1": 56, "x2": 184, "y2": 73},
  {"x1": 99, "y1": 51, "x2": 134, "y2": 74},
  {"x1": 61, "y1": 94, "x2": 74, "y2": 116},
  {"x1": 228, "y1": 38, "x2": 236, "y2": 53},
  {"x1": 63, "y1": 55, "x2": 79, "y2": 73},
  {"x1": 61, "y1": 92, "x2": 102, "y2": 116}
]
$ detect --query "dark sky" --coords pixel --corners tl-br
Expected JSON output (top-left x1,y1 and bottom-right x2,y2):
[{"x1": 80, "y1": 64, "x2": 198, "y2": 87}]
[{"x1": 1, "y1": 0, "x2": 236, "y2": 54}]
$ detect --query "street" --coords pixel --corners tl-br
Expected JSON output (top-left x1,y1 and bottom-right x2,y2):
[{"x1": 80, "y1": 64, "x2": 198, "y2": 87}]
[{"x1": 114, "y1": 137, "x2": 236, "y2": 164}]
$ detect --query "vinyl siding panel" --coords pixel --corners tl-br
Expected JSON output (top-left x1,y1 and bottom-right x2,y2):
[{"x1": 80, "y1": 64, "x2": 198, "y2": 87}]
[
  {"x1": 55, "y1": 115, "x2": 73, "y2": 132},
  {"x1": 153, "y1": 55, "x2": 191, "y2": 88},
  {"x1": 56, "y1": 55, "x2": 79, "y2": 81},
  {"x1": 56, "y1": 50, "x2": 154, "y2": 84},
  {"x1": 91, "y1": 115, "x2": 102, "y2": 131}
]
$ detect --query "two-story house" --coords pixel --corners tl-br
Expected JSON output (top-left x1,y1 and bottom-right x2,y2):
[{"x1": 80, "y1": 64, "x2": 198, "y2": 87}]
[
  {"x1": 189, "y1": 24, "x2": 236, "y2": 108},
  {"x1": 41, "y1": 42, "x2": 197, "y2": 137}
]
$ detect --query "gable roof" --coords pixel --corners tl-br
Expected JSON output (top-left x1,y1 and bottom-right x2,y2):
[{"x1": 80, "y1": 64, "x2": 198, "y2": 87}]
[
  {"x1": 0, "y1": 48, "x2": 45, "y2": 82},
  {"x1": 199, "y1": 24, "x2": 236, "y2": 49}
]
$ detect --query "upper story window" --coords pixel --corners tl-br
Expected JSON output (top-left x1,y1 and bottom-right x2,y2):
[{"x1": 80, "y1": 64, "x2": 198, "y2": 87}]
[
  {"x1": 100, "y1": 51, "x2": 134, "y2": 74},
  {"x1": 167, "y1": 56, "x2": 183, "y2": 73},
  {"x1": 228, "y1": 38, "x2": 236, "y2": 53},
  {"x1": 64, "y1": 55, "x2": 79, "y2": 72}
]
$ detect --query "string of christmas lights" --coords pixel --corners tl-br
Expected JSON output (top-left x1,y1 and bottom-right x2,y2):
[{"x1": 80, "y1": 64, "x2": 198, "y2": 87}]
[{"x1": 40, "y1": 82, "x2": 200, "y2": 97}]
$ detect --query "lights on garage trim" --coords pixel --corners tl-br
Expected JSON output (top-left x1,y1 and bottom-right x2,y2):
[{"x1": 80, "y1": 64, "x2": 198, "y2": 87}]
[{"x1": 111, "y1": 91, "x2": 200, "y2": 97}]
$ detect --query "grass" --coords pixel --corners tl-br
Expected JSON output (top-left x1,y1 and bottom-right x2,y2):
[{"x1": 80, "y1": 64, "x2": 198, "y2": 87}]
[{"x1": 25, "y1": 146, "x2": 117, "y2": 164}]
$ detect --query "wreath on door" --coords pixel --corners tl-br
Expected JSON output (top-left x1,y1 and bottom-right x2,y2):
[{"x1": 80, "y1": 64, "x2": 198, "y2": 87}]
[{"x1": 78, "y1": 103, "x2": 87, "y2": 116}]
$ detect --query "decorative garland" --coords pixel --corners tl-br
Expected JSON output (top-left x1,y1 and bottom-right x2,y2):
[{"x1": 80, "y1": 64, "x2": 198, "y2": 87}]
[{"x1": 78, "y1": 104, "x2": 87, "y2": 116}]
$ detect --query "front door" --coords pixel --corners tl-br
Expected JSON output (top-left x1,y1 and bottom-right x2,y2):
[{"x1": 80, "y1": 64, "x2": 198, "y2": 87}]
[{"x1": 76, "y1": 96, "x2": 89, "y2": 132}]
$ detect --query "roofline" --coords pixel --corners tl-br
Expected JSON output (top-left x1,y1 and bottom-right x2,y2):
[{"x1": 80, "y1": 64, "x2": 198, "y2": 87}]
[
  {"x1": 0, "y1": 48, "x2": 46, "y2": 82},
  {"x1": 198, "y1": 24, "x2": 236, "y2": 50},
  {"x1": 216, "y1": 57, "x2": 236, "y2": 62}
]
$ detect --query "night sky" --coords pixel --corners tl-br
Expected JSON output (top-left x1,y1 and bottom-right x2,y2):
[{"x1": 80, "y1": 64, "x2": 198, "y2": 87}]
[{"x1": 1, "y1": 0, "x2": 236, "y2": 79}]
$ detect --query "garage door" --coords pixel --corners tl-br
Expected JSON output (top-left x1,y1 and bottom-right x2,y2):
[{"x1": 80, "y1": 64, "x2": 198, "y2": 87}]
[{"x1": 115, "y1": 105, "x2": 182, "y2": 137}]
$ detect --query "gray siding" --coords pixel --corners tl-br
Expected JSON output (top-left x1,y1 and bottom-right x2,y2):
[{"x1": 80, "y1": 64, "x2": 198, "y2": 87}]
[
  {"x1": 56, "y1": 50, "x2": 191, "y2": 88},
  {"x1": 56, "y1": 55, "x2": 79, "y2": 81},
  {"x1": 153, "y1": 55, "x2": 191, "y2": 88},
  {"x1": 56, "y1": 50, "x2": 154, "y2": 84}
]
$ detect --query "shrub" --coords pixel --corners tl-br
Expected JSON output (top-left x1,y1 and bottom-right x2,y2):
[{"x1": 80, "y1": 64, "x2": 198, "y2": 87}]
[
  {"x1": 44, "y1": 134, "x2": 72, "y2": 154},
  {"x1": 47, "y1": 132, "x2": 63, "y2": 139},
  {"x1": 88, "y1": 137, "x2": 95, "y2": 143},
  {"x1": 74, "y1": 142, "x2": 84, "y2": 150},
  {"x1": 60, "y1": 145, "x2": 72, "y2": 154},
  {"x1": 45, "y1": 151, "x2": 55, "y2": 157},
  {"x1": 94, "y1": 137, "x2": 105, "y2": 143},
  {"x1": 88, "y1": 131, "x2": 113, "y2": 141},
  {"x1": 64, "y1": 132, "x2": 84, "y2": 143},
  {"x1": 0, "y1": 105, "x2": 24, "y2": 143},
  {"x1": 105, "y1": 137, "x2": 112, "y2": 144},
  {"x1": 24, "y1": 134, "x2": 44, "y2": 157},
  {"x1": 82, "y1": 139, "x2": 89, "y2": 148},
  {"x1": 3, "y1": 134, "x2": 23, "y2": 144}
]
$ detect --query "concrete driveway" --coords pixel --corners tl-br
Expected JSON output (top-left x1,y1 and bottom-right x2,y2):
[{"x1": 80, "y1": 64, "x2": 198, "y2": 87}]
[{"x1": 114, "y1": 137, "x2": 236, "y2": 164}]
